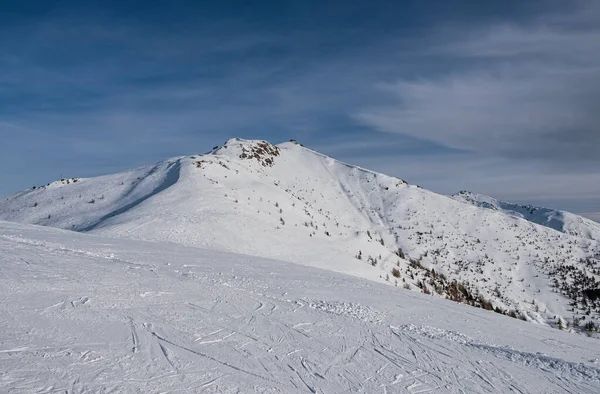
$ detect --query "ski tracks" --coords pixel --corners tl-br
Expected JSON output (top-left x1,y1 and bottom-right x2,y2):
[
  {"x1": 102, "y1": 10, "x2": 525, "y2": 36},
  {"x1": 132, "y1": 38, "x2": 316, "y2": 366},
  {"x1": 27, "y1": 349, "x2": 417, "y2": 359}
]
[
  {"x1": 119, "y1": 280, "x2": 600, "y2": 393},
  {"x1": 3, "y1": 231, "x2": 600, "y2": 393}
]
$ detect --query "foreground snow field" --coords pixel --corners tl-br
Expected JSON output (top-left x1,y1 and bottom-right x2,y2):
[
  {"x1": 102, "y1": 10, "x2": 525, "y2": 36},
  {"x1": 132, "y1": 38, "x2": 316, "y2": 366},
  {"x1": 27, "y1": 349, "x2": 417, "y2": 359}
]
[{"x1": 1, "y1": 221, "x2": 599, "y2": 393}]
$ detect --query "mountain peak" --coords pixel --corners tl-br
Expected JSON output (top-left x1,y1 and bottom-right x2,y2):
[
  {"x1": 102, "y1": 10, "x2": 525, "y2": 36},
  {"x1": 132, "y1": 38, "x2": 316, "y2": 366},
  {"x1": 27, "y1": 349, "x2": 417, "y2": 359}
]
[
  {"x1": 210, "y1": 138, "x2": 281, "y2": 167},
  {"x1": 1, "y1": 139, "x2": 599, "y2": 334}
]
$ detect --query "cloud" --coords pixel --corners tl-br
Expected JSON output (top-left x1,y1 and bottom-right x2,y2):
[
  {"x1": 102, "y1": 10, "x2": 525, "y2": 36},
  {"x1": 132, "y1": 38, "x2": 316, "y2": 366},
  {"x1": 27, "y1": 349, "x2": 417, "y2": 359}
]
[
  {"x1": 342, "y1": 151, "x2": 600, "y2": 201},
  {"x1": 0, "y1": 0, "x2": 598, "y2": 218},
  {"x1": 0, "y1": 15, "x2": 299, "y2": 193},
  {"x1": 357, "y1": 2, "x2": 600, "y2": 168},
  {"x1": 350, "y1": 3, "x2": 600, "y2": 215}
]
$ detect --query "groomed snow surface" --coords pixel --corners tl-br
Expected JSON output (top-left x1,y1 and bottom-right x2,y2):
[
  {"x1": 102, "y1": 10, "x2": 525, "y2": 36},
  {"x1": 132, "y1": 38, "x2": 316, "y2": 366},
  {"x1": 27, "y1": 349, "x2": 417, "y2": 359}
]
[{"x1": 1, "y1": 221, "x2": 600, "y2": 393}]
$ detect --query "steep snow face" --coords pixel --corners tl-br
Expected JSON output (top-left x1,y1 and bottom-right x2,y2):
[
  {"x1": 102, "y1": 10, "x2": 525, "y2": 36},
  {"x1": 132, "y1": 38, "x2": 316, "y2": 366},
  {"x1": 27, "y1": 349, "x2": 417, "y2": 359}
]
[
  {"x1": 2, "y1": 221, "x2": 600, "y2": 393},
  {"x1": 1, "y1": 138, "x2": 599, "y2": 333},
  {"x1": 453, "y1": 191, "x2": 600, "y2": 241}
]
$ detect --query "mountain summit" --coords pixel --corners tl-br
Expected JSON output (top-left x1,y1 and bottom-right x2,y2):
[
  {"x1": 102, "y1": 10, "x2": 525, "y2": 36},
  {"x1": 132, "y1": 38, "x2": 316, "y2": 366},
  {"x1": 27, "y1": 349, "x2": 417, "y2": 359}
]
[{"x1": 1, "y1": 138, "x2": 599, "y2": 332}]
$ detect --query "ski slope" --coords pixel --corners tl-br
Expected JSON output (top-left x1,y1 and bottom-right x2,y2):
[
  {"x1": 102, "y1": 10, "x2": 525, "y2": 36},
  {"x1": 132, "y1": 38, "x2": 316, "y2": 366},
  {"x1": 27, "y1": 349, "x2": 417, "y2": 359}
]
[
  {"x1": 1, "y1": 220, "x2": 600, "y2": 393},
  {"x1": 1, "y1": 138, "x2": 599, "y2": 333}
]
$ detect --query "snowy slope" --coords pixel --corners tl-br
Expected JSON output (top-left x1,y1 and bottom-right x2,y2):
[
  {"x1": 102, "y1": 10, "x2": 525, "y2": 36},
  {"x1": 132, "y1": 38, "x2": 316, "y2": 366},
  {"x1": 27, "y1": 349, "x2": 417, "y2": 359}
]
[
  {"x1": 1, "y1": 220, "x2": 600, "y2": 393},
  {"x1": 1, "y1": 138, "x2": 599, "y2": 333},
  {"x1": 453, "y1": 191, "x2": 600, "y2": 241}
]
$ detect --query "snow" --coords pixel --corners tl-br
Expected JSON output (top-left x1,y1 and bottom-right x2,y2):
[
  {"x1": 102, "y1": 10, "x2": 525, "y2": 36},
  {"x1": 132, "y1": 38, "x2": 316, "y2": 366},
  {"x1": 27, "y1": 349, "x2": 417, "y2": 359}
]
[
  {"x1": 453, "y1": 191, "x2": 600, "y2": 241},
  {"x1": 1, "y1": 138, "x2": 599, "y2": 333},
  {"x1": 1, "y1": 220, "x2": 600, "y2": 393}
]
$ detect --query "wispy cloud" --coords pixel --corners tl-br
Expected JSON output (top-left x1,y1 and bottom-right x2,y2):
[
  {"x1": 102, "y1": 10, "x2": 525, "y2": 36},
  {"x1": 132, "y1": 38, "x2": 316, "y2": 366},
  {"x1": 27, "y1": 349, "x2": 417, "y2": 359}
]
[
  {"x1": 358, "y1": 6, "x2": 600, "y2": 166},
  {"x1": 346, "y1": 1, "x2": 600, "y2": 213},
  {"x1": 0, "y1": 1, "x2": 598, "y2": 217}
]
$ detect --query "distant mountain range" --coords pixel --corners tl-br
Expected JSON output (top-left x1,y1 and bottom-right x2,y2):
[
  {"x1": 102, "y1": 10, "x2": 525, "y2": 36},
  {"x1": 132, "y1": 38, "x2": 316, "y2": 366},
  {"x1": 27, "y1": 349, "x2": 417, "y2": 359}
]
[{"x1": 452, "y1": 191, "x2": 600, "y2": 241}]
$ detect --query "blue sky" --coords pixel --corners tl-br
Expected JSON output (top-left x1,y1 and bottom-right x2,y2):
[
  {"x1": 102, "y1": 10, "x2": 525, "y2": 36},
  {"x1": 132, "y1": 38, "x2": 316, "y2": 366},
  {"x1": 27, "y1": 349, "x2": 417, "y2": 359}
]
[{"x1": 1, "y1": 0, "x2": 599, "y2": 221}]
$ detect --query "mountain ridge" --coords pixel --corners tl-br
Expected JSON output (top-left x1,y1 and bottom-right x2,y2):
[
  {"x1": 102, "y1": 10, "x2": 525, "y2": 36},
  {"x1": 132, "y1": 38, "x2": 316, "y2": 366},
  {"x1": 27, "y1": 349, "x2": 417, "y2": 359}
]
[
  {"x1": 1, "y1": 138, "x2": 599, "y2": 334},
  {"x1": 452, "y1": 190, "x2": 600, "y2": 241}
]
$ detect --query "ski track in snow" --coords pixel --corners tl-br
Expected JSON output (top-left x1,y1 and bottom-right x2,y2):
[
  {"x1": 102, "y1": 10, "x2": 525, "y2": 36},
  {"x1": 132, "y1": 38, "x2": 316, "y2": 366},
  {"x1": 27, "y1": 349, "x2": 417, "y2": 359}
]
[{"x1": 1, "y1": 221, "x2": 599, "y2": 393}]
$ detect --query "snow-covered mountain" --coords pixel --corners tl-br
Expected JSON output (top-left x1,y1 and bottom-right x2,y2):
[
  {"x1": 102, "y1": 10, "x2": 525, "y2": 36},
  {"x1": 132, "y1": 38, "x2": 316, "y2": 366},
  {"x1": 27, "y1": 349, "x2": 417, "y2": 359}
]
[
  {"x1": 3, "y1": 220, "x2": 600, "y2": 393},
  {"x1": 1, "y1": 138, "x2": 599, "y2": 333},
  {"x1": 453, "y1": 191, "x2": 600, "y2": 241}
]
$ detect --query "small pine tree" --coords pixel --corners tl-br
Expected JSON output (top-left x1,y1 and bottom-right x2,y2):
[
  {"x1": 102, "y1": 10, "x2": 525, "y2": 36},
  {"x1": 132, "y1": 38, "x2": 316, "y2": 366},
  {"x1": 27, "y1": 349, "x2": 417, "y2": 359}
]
[{"x1": 584, "y1": 321, "x2": 598, "y2": 332}]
